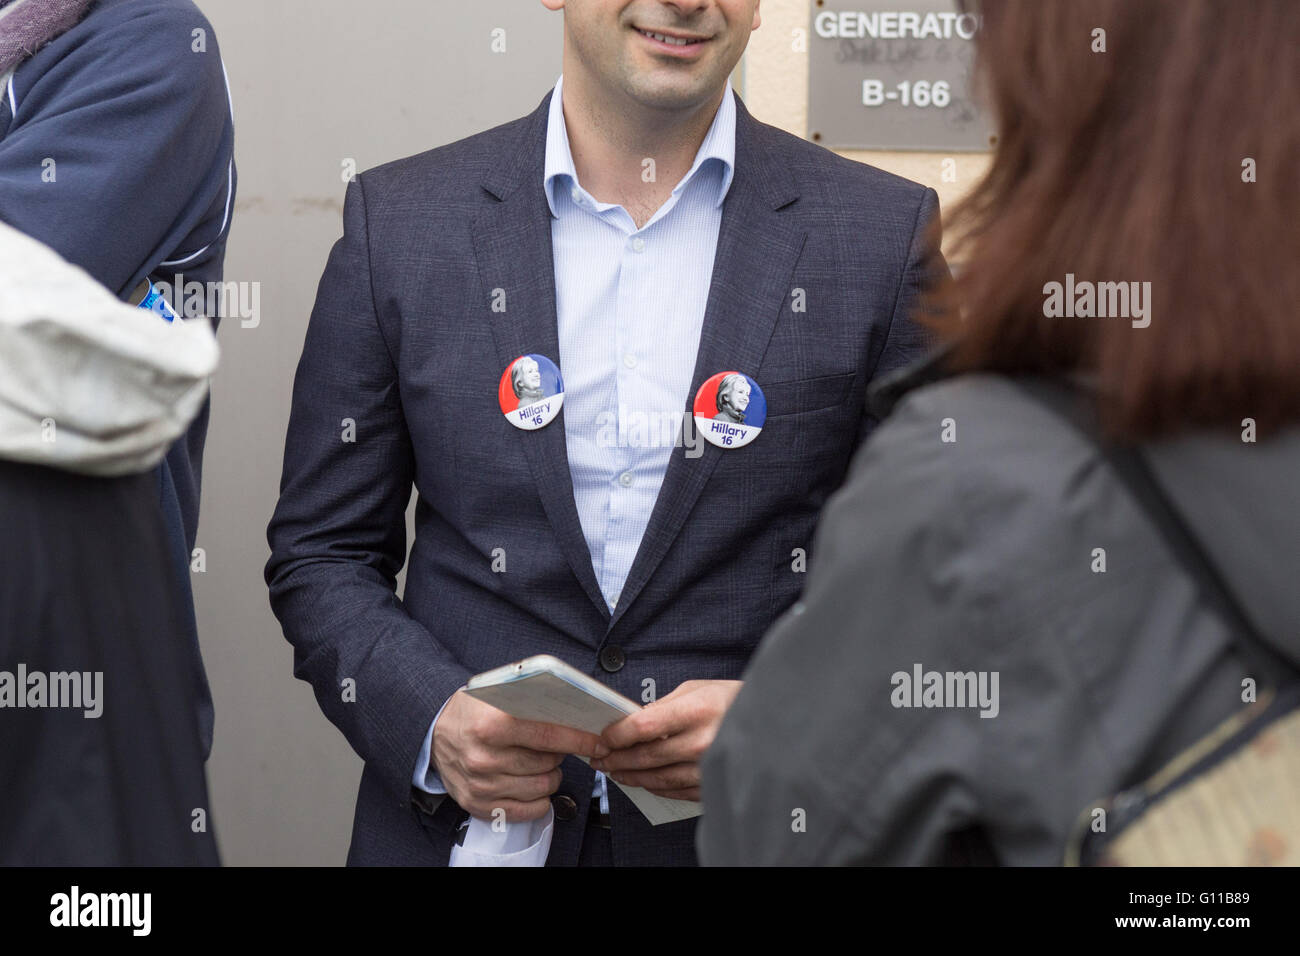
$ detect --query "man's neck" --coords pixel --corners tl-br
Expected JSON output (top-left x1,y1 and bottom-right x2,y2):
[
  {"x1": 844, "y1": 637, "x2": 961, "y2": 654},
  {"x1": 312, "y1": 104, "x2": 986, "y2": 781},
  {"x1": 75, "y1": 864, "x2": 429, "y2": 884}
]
[{"x1": 561, "y1": 66, "x2": 725, "y2": 229}]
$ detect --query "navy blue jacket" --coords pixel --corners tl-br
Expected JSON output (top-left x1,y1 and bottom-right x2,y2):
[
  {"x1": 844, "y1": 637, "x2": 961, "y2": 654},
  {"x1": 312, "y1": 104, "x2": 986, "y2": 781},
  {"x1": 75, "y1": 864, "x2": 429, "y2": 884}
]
[
  {"x1": 0, "y1": 0, "x2": 236, "y2": 756},
  {"x1": 266, "y1": 90, "x2": 943, "y2": 866}
]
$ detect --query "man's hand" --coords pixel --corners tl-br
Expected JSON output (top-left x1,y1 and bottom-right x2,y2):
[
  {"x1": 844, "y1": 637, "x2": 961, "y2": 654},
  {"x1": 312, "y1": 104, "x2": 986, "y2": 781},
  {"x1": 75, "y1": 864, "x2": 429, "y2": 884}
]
[
  {"x1": 591, "y1": 680, "x2": 742, "y2": 801},
  {"x1": 432, "y1": 689, "x2": 610, "y2": 822}
]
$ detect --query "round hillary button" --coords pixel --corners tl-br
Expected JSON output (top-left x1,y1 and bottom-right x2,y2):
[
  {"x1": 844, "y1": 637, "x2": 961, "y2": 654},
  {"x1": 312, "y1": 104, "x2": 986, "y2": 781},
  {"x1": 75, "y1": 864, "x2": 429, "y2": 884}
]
[
  {"x1": 499, "y1": 354, "x2": 564, "y2": 430},
  {"x1": 693, "y1": 371, "x2": 766, "y2": 449}
]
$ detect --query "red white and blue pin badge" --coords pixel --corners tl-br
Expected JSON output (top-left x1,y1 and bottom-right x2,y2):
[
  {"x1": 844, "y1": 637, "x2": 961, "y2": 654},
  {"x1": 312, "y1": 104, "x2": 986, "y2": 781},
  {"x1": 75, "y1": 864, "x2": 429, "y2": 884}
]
[
  {"x1": 693, "y1": 371, "x2": 766, "y2": 449},
  {"x1": 499, "y1": 354, "x2": 564, "y2": 430}
]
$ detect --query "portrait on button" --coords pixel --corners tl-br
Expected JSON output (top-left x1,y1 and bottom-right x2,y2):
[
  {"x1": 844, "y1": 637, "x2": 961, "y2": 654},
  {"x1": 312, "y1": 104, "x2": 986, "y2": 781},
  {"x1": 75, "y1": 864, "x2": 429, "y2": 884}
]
[
  {"x1": 693, "y1": 371, "x2": 766, "y2": 449},
  {"x1": 499, "y1": 353, "x2": 565, "y2": 431},
  {"x1": 713, "y1": 373, "x2": 753, "y2": 424}
]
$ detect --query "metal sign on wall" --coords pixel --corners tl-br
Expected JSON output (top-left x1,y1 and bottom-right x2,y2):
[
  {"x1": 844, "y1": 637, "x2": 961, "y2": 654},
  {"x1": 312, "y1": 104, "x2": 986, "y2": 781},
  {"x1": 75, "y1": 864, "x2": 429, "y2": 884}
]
[{"x1": 808, "y1": 1, "x2": 994, "y2": 151}]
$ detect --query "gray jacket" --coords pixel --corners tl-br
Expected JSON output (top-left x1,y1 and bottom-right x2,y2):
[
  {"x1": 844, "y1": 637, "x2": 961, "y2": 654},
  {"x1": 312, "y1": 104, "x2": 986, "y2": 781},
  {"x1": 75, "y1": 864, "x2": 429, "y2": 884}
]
[{"x1": 697, "y1": 372, "x2": 1300, "y2": 865}]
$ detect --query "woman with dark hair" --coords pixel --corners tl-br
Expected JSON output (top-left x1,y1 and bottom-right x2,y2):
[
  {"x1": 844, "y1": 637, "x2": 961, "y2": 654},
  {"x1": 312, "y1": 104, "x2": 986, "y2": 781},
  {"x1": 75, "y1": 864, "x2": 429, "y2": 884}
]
[{"x1": 698, "y1": 0, "x2": 1299, "y2": 865}]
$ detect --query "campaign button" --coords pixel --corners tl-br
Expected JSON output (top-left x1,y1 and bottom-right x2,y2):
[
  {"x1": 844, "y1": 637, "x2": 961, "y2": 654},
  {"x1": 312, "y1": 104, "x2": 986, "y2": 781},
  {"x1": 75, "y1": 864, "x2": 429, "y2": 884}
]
[
  {"x1": 692, "y1": 371, "x2": 766, "y2": 449},
  {"x1": 499, "y1": 354, "x2": 564, "y2": 431}
]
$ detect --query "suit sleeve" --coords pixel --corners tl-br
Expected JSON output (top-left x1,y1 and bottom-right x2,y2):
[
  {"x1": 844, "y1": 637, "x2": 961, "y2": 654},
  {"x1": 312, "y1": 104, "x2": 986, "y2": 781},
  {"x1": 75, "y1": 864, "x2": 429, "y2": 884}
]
[
  {"x1": 265, "y1": 177, "x2": 473, "y2": 805},
  {"x1": 858, "y1": 186, "x2": 947, "y2": 445},
  {"x1": 0, "y1": 4, "x2": 232, "y2": 296}
]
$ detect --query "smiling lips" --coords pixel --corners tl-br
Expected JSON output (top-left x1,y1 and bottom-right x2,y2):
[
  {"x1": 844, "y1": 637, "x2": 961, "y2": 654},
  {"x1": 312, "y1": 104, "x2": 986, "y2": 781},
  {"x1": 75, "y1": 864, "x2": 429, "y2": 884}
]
[{"x1": 636, "y1": 27, "x2": 709, "y2": 48}]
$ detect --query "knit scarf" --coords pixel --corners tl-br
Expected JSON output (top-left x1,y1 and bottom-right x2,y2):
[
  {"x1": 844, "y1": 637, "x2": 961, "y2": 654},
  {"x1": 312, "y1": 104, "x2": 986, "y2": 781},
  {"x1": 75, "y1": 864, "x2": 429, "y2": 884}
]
[{"x1": 0, "y1": 0, "x2": 96, "y2": 75}]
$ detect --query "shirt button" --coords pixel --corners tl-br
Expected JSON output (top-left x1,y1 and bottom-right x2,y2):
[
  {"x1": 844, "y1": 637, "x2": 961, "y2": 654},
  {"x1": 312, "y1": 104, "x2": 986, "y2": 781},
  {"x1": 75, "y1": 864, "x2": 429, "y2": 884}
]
[
  {"x1": 622, "y1": 353, "x2": 637, "y2": 370},
  {"x1": 599, "y1": 645, "x2": 626, "y2": 673},
  {"x1": 631, "y1": 237, "x2": 645, "y2": 252},
  {"x1": 553, "y1": 794, "x2": 578, "y2": 821},
  {"x1": 618, "y1": 471, "x2": 633, "y2": 487},
  {"x1": 570, "y1": 187, "x2": 581, "y2": 203}
]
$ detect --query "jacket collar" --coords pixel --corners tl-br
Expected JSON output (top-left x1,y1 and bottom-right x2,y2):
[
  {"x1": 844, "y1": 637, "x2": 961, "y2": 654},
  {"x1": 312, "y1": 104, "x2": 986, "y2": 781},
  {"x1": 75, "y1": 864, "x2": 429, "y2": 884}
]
[
  {"x1": 541, "y1": 74, "x2": 737, "y2": 217},
  {"x1": 484, "y1": 86, "x2": 796, "y2": 213}
]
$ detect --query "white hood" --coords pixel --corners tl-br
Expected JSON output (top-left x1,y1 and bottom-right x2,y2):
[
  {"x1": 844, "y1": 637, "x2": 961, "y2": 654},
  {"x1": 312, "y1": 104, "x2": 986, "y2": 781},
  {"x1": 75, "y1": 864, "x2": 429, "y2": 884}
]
[{"x1": 0, "y1": 221, "x2": 219, "y2": 475}]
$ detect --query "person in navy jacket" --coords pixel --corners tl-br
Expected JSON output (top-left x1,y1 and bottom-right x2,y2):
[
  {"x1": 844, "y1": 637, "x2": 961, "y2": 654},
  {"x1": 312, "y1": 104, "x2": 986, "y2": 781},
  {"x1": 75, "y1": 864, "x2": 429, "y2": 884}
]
[{"x1": 0, "y1": 0, "x2": 237, "y2": 758}]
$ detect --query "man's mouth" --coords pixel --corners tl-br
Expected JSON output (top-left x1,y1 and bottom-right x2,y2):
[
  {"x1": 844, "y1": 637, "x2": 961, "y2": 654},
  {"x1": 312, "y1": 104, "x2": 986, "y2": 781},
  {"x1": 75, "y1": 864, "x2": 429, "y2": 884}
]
[{"x1": 635, "y1": 27, "x2": 709, "y2": 48}]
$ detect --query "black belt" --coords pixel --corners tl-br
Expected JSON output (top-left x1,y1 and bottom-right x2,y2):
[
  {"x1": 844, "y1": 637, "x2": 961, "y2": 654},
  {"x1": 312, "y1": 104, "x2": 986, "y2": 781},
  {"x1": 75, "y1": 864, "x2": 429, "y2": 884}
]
[{"x1": 588, "y1": 804, "x2": 611, "y2": 829}]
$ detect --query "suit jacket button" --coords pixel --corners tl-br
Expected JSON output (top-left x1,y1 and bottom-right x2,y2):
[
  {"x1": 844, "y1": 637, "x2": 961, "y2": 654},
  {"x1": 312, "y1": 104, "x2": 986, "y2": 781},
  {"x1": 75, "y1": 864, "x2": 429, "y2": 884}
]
[
  {"x1": 599, "y1": 645, "x2": 626, "y2": 673},
  {"x1": 553, "y1": 794, "x2": 578, "y2": 821}
]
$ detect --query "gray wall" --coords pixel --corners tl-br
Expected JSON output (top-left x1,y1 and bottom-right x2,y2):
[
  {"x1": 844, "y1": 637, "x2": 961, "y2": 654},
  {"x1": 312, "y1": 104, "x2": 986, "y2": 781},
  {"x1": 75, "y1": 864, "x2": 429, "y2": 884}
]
[{"x1": 194, "y1": 0, "x2": 562, "y2": 866}]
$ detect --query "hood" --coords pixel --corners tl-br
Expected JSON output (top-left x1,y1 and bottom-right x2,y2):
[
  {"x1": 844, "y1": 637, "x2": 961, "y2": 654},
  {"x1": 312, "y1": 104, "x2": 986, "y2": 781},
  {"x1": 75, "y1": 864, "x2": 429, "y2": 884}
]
[
  {"x1": 1149, "y1": 430, "x2": 1300, "y2": 666},
  {"x1": 0, "y1": 221, "x2": 219, "y2": 476},
  {"x1": 0, "y1": 0, "x2": 96, "y2": 76}
]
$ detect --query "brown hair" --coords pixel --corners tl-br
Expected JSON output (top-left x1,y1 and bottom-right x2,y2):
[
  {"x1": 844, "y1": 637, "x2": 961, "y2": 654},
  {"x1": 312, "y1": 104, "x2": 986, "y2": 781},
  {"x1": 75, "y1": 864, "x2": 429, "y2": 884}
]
[{"x1": 933, "y1": 0, "x2": 1300, "y2": 439}]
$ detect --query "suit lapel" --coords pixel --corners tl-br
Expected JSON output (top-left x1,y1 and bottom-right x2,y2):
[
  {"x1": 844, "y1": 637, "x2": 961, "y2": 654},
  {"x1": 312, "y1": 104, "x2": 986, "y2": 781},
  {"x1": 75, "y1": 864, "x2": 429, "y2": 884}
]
[
  {"x1": 609, "y1": 98, "x2": 807, "y2": 629},
  {"x1": 470, "y1": 92, "x2": 610, "y2": 620}
]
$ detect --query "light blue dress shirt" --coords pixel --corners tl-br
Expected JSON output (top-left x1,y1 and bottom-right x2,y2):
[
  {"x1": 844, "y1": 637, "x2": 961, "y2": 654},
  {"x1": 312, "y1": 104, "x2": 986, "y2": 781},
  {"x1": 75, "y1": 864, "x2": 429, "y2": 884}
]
[{"x1": 414, "y1": 76, "x2": 735, "y2": 835}]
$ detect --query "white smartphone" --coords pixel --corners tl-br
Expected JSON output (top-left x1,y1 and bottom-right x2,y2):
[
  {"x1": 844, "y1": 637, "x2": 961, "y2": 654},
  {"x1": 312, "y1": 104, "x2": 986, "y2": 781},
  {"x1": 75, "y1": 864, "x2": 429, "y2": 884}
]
[{"x1": 465, "y1": 653, "x2": 638, "y2": 723}]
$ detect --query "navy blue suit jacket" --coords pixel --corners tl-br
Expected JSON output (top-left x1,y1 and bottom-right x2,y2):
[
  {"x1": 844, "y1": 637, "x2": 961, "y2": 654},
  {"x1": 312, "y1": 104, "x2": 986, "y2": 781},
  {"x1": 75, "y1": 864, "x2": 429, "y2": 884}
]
[{"x1": 265, "y1": 90, "x2": 944, "y2": 866}]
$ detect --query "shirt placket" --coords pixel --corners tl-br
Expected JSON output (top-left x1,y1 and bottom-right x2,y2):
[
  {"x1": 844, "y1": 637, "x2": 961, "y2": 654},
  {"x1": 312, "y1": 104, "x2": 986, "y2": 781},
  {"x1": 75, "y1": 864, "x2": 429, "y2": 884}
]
[{"x1": 603, "y1": 211, "x2": 649, "y2": 613}]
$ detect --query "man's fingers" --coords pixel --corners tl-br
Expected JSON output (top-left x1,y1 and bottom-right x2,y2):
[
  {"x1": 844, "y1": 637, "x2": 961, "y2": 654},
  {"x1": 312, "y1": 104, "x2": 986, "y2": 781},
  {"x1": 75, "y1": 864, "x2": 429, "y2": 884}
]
[
  {"x1": 480, "y1": 746, "x2": 566, "y2": 777},
  {"x1": 460, "y1": 693, "x2": 605, "y2": 756},
  {"x1": 600, "y1": 695, "x2": 699, "y2": 749},
  {"x1": 497, "y1": 717, "x2": 610, "y2": 758},
  {"x1": 460, "y1": 767, "x2": 563, "y2": 805},
  {"x1": 591, "y1": 727, "x2": 708, "y2": 772}
]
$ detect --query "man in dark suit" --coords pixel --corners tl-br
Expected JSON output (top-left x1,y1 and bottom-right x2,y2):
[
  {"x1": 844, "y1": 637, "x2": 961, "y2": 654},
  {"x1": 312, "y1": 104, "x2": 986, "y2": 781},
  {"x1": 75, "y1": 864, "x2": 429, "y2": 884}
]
[{"x1": 266, "y1": 0, "x2": 944, "y2": 866}]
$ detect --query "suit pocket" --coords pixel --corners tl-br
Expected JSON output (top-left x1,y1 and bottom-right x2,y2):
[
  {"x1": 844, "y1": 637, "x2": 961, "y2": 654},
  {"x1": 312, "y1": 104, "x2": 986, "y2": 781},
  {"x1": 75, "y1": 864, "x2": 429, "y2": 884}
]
[{"x1": 762, "y1": 371, "x2": 857, "y2": 418}]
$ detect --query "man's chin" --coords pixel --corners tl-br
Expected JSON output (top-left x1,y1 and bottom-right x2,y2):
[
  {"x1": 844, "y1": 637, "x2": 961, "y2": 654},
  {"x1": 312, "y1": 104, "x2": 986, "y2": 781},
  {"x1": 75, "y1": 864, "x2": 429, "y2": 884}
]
[{"x1": 622, "y1": 73, "x2": 724, "y2": 112}]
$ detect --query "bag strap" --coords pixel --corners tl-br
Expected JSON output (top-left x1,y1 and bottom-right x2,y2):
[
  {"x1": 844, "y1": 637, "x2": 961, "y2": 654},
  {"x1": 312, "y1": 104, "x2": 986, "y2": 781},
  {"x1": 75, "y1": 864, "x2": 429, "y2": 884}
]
[{"x1": 1014, "y1": 380, "x2": 1298, "y2": 688}]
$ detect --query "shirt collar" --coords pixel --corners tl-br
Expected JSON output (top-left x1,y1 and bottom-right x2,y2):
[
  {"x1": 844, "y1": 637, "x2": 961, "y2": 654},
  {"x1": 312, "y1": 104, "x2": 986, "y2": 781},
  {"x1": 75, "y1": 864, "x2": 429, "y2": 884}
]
[{"x1": 543, "y1": 74, "x2": 736, "y2": 218}]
